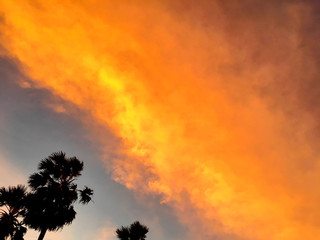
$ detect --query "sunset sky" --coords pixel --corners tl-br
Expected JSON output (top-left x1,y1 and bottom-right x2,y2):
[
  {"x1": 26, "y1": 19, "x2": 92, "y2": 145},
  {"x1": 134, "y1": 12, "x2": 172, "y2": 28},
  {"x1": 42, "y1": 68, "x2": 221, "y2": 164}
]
[{"x1": 1, "y1": 1, "x2": 320, "y2": 240}]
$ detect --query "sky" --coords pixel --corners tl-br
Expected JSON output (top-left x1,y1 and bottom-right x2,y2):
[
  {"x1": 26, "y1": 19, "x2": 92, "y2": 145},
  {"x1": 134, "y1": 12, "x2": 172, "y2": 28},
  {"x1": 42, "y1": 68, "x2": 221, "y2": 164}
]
[{"x1": 1, "y1": 1, "x2": 320, "y2": 240}]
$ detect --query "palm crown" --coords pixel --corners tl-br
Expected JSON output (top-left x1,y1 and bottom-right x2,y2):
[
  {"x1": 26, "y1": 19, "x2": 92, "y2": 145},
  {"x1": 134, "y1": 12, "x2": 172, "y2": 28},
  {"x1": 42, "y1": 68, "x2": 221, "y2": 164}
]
[
  {"x1": 24, "y1": 151, "x2": 93, "y2": 239},
  {"x1": 116, "y1": 221, "x2": 149, "y2": 240},
  {"x1": 0, "y1": 185, "x2": 27, "y2": 240}
]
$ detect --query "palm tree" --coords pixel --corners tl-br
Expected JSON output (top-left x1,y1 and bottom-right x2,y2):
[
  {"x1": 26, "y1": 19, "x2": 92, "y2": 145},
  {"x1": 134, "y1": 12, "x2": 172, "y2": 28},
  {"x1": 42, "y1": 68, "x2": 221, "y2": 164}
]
[
  {"x1": 0, "y1": 185, "x2": 27, "y2": 240},
  {"x1": 23, "y1": 151, "x2": 93, "y2": 240},
  {"x1": 116, "y1": 221, "x2": 149, "y2": 240}
]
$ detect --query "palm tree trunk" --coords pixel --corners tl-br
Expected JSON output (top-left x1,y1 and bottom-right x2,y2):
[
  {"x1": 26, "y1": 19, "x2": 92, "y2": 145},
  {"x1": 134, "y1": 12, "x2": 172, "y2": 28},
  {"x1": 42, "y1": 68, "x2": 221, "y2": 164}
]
[{"x1": 38, "y1": 228, "x2": 47, "y2": 240}]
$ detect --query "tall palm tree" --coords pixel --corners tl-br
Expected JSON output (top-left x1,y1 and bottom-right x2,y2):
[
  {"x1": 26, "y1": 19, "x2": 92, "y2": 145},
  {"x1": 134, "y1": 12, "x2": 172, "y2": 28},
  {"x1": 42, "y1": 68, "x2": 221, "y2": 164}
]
[
  {"x1": 0, "y1": 185, "x2": 27, "y2": 240},
  {"x1": 23, "y1": 151, "x2": 93, "y2": 240},
  {"x1": 116, "y1": 221, "x2": 149, "y2": 240}
]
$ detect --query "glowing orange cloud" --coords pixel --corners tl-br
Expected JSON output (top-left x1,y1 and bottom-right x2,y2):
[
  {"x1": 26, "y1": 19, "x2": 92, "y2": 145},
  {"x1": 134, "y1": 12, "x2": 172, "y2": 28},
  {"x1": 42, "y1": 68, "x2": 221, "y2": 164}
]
[{"x1": 1, "y1": 1, "x2": 320, "y2": 239}]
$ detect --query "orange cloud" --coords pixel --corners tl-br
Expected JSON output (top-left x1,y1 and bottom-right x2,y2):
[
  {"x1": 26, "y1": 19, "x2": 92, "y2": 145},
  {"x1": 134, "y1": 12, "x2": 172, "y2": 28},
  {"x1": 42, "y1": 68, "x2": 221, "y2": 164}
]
[{"x1": 1, "y1": 1, "x2": 320, "y2": 239}]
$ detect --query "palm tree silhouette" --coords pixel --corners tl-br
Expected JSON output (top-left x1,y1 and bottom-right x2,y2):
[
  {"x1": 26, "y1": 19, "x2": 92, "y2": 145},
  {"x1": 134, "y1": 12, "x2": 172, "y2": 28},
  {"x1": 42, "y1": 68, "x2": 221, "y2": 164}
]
[
  {"x1": 23, "y1": 151, "x2": 93, "y2": 240},
  {"x1": 0, "y1": 185, "x2": 27, "y2": 240},
  {"x1": 116, "y1": 221, "x2": 149, "y2": 240}
]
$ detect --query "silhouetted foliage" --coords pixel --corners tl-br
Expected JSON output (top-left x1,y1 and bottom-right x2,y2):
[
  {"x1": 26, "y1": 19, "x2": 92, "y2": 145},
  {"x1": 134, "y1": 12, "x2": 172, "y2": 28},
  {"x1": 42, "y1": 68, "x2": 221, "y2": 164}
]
[
  {"x1": 116, "y1": 221, "x2": 149, "y2": 240},
  {"x1": 0, "y1": 185, "x2": 27, "y2": 240},
  {"x1": 23, "y1": 151, "x2": 93, "y2": 240}
]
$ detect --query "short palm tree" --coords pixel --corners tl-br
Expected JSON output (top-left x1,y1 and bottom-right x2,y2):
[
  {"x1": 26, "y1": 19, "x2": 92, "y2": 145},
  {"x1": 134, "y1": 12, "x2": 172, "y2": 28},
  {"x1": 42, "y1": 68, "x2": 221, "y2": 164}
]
[
  {"x1": 23, "y1": 151, "x2": 93, "y2": 240},
  {"x1": 116, "y1": 221, "x2": 149, "y2": 240},
  {"x1": 0, "y1": 185, "x2": 27, "y2": 240}
]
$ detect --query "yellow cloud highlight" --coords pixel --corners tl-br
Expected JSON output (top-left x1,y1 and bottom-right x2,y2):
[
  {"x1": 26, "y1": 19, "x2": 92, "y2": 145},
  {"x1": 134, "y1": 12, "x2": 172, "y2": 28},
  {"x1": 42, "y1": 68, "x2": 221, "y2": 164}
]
[{"x1": 1, "y1": 1, "x2": 320, "y2": 239}]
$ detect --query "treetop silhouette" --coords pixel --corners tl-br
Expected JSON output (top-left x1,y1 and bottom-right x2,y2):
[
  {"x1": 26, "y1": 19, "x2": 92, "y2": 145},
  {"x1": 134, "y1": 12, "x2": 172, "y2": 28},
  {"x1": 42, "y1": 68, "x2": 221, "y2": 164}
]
[
  {"x1": 116, "y1": 221, "x2": 149, "y2": 240},
  {"x1": 23, "y1": 151, "x2": 93, "y2": 240},
  {"x1": 0, "y1": 185, "x2": 27, "y2": 240}
]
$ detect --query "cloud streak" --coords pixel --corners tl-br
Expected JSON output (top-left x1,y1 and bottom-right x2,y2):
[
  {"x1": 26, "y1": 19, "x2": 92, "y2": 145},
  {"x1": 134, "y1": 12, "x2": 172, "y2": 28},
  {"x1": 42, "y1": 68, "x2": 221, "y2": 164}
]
[{"x1": 1, "y1": 1, "x2": 320, "y2": 239}]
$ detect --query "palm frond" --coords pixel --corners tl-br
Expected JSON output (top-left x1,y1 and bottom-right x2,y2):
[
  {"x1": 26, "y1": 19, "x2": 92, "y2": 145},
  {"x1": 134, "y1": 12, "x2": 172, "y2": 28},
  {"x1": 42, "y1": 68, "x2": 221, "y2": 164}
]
[
  {"x1": 38, "y1": 158, "x2": 55, "y2": 172},
  {"x1": 79, "y1": 186, "x2": 93, "y2": 204},
  {"x1": 48, "y1": 151, "x2": 66, "y2": 166},
  {"x1": 28, "y1": 173, "x2": 47, "y2": 190},
  {"x1": 116, "y1": 226, "x2": 130, "y2": 240},
  {"x1": 68, "y1": 157, "x2": 83, "y2": 177}
]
